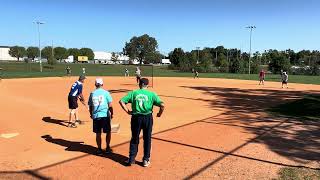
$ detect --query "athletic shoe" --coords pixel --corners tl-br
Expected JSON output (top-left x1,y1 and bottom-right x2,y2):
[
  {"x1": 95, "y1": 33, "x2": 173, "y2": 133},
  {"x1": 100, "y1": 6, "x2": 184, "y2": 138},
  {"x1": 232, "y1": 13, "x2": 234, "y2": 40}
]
[
  {"x1": 75, "y1": 120, "x2": 83, "y2": 125},
  {"x1": 125, "y1": 159, "x2": 135, "y2": 166},
  {"x1": 105, "y1": 147, "x2": 113, "y2": 154},
  {"x1": 69, "y1": 123, "x2": 77, "y2": 128},
  {"x1": 143, "y1": 160, "x2": 150, "y2": 167},
  {"x1": 96, "y1": 148, "x2": 103, "y2": 155}
]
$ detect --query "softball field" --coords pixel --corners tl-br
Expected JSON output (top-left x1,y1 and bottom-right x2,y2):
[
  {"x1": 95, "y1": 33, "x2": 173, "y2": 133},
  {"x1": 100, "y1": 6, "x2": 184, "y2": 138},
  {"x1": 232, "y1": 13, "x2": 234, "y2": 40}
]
[{"x1": 0, "y1": 77, "x2": 319, "y2": 179}]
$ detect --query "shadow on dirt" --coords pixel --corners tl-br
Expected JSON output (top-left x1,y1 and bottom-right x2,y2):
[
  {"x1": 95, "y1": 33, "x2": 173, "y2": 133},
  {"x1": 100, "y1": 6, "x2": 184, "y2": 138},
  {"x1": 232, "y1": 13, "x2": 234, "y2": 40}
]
[
  {"x1": 41, "y1": 135, "x2": 128, "y2": 166},
  {"x1": 174, "y1": 86, "x2": 320, "y2": 179},
  {"x1": 109, "y1": 89, "x2": 130, "y2": 94},
  {"x1": 42, "y1": 117, "x2": 69, "y2": 127}
]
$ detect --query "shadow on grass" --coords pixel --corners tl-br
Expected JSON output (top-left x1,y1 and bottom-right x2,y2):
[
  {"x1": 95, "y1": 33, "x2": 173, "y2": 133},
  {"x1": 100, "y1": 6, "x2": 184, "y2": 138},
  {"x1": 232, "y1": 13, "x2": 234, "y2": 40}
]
[{"x1": 269, "y1": 95, "x2": 320, "y2": 121}]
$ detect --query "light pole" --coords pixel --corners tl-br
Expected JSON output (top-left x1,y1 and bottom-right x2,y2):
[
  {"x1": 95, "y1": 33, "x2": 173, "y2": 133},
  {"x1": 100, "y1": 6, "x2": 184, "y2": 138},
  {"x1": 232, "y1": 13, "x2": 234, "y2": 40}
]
[
  {"x1": 246, "y1": 26, "x2": 256, "y2": 74},
  {"x1": 34, "y1": 21, "x2": 45, "y2": 72},
  {"x1": 196, "y1": 47, "x2": 200, "y2": 64}
]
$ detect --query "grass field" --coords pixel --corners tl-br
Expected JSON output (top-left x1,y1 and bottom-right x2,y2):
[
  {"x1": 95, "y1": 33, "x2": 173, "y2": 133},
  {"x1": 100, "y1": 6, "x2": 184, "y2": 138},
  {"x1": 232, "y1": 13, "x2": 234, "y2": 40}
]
[{"x1": 0, "y1": 62, "x2": 320, "y2": 84}]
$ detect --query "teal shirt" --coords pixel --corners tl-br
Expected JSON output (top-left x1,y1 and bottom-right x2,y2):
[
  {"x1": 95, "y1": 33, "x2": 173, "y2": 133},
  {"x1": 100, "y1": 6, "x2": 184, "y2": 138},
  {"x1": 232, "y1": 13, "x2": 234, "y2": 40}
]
[{"x1": 88, "y1": 88, "x2": 112, "y2": 119}]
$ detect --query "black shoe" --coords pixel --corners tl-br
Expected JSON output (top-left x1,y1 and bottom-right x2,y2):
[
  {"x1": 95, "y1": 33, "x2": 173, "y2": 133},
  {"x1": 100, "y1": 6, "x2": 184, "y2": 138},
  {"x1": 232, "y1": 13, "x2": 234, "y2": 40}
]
[
  {"x1": 96, "y1": 148, "x2": 103, "y2": 155},
  {"x1": 105, "y1": 147, "x2": 113, "y2": 154},
  {"x1": 125, "y1": 159, "x2": 135, "y2": 166},
  {"x1": 75, "y1": 120, "x2": 83, "y2": 125}
]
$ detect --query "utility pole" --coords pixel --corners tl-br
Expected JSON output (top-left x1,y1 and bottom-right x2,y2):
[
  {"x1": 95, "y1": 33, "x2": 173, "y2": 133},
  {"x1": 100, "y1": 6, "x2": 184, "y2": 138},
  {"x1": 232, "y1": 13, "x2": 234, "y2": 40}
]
[
  {"x1": 196, "y1": 47, "x2": 200, "y2": 64},
  {"x1": 52, "y1": 40, "x2": 54, "y2": 62},
  {"x1": 246, "y1": 26, "x2": 256, "y2": 74},
  {"x1": 34, "y1": 21, "x2": 45, "y2": 72}
]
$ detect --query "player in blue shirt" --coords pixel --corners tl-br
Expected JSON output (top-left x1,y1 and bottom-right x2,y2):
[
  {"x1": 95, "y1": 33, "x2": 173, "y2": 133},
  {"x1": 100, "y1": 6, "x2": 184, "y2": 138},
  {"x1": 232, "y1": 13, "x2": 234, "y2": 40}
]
[
  {"x1": 68, "y1": 75, "x2": 86, "y2": 128},
  {"x1": 88, "y1": 78, "x2": 114, "y2": 154}
]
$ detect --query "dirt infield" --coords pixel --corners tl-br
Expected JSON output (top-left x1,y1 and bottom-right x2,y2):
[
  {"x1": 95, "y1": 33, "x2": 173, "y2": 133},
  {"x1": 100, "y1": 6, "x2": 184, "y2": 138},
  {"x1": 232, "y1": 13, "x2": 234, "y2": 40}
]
[{"x1": 0, "y1": 77, "x2": 319, "y2": 179}]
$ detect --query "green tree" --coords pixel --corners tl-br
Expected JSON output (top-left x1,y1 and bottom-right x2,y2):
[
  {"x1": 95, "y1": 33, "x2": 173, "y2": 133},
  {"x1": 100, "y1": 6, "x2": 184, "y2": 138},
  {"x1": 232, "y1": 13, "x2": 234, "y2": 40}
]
[
  {"x1": 9, "y1": 46, "x2": 26, "y2": 61},
  {"x1": 269, "y1": 55, "x2": 291, "y2": 74},
  {"x1": 67, "y1": 48, "x2": 80, "y2": 61},
  {"x1": 123, "y1": 34, "x2": 158, "y2": 64},
  {"x1": 26, "y1": 47, "x2": 39, "y2": 60},
  {"x1": 145, "y1": 51, "x2": 162, "y2": 64},
  {"x1": 229, "y1": 58, "x2": 243, "y2": 73},
  {"x1": 79, "y1": 48, "x2": 94, "y2": 60},
  {"x1": 54, "y1": 47, "x2": 68, "y2": 62},
  {"x1": 41, "y1": 46, "x2": 56, "y2": 65},
  {"x1": 199, "y1": 50, "x2": 213, "y2": 72},
  {"x1": 111, "y1": 52, "x2": 119, "y2": 64},
  {"x1": 41, "y1": 46, "x2": 53, "y2": 59},
  {"x1": 216, "y1": 53, "x2": 227, "y2": 67},
  {"x1": 169, "y1": 48, "x2": 185, "y2": 66}
]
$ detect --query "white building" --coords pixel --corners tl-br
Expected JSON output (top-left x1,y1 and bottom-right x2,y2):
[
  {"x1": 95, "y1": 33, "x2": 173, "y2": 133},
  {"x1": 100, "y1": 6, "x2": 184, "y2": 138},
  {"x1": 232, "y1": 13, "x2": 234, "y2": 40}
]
[
  {"x1": 0, "y1": 46, "x2": 17, "y2": 61},
  {"x1": 161, "y1": 59, "x2": 171, "y2": 64},
  {"x1": 94, "y1": 51, "x2": 130, "y2": 64}
]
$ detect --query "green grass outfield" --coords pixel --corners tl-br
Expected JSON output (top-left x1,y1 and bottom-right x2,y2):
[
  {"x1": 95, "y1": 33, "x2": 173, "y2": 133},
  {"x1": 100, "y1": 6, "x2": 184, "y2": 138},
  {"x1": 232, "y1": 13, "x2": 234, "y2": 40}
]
[{"x1": 0, "y1": 62, "x2": 319, "y2": 85}]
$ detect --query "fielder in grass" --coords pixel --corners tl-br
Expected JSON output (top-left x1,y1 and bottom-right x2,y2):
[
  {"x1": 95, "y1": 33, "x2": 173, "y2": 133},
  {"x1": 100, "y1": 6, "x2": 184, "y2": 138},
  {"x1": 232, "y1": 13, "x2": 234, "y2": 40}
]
[
  {"x1": 135, "y1": 67, "x2": 142, "y2": 84},
  {"x1": 119, "y1": 78, "x2": 165, "y2": 167},
  {"x1": 125, "y1": 68, "x2": 129, "y2": 77},
  {"x1": 88, "y1": 78, "x2": 114, "y2": 155},
  {"x1": 67, "y1": 75, "x2": 86, "y2": 128}
]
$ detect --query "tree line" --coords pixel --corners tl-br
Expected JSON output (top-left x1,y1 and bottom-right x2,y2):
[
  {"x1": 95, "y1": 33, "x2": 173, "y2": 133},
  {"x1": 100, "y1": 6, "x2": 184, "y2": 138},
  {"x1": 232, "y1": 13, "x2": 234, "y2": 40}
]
[
  {"x1": 169, "y1": 47, "x2": 320, "y2": 75},
  {"x1": 8, "y1": 46, "x2": 94, "y2": 65}
]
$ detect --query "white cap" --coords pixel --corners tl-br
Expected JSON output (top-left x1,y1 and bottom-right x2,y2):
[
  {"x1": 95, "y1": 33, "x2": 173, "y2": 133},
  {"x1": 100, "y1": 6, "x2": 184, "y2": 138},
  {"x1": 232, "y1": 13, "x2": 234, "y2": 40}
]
[{"x1": 95, "y1": 78, "x2": 103, "y2": 85}]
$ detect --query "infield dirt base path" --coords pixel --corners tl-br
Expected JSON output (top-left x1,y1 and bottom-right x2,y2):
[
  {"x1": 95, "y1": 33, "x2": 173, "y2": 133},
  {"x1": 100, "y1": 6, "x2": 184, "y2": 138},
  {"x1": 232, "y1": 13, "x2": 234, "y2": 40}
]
[{"x1": 0, "y1": 77, "x2": 319, "y2": 179}]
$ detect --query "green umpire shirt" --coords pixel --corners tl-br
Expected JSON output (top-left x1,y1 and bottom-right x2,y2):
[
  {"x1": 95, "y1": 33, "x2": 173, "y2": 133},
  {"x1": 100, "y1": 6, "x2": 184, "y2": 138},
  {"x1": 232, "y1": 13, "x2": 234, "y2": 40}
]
[{"x1": 121, "y1": 89, "x2": 162, "y2": 115}]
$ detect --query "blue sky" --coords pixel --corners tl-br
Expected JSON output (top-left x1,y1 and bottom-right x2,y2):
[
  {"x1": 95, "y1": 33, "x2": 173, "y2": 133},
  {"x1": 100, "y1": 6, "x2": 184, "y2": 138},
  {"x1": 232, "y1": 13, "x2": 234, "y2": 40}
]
[{"x1": 0, "y1": 0, "x2": 319, "y2": 54}]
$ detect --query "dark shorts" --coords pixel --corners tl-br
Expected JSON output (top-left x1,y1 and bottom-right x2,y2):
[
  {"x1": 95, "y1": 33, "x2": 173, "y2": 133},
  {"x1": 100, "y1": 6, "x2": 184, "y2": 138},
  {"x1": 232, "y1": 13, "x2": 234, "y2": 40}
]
[
  {"x1": 93, "y1": 117, "x2": 111, "y2": 133},
  {"x1": 282, "y1": 80, "x2": 288, "y2": 84},
  {"x1": 68, "y1": 96, "x2": 78, "y2": 109}
]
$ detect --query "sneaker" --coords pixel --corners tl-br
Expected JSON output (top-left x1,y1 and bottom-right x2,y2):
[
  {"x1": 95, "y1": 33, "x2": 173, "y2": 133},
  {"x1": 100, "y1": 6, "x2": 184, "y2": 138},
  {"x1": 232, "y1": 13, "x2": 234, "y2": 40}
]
[
  {"x1": 125, "y1": 159, "x2": 135, "y2": 166},
  {"x1": 69, "y1": 123, "x2": 77, "y2": 128},
  {"x1": 143, "y1": 160, "x2": 150, "y2": 167},
  {"x1": 75, "y1": 120, "x2": 83, "y2": 125},
  {"x1": 96, "y1": 148, "x2": 103, "y2": 155},
  {"x1": 105, "y1": 147, "x2": 113, "y2": 154}
]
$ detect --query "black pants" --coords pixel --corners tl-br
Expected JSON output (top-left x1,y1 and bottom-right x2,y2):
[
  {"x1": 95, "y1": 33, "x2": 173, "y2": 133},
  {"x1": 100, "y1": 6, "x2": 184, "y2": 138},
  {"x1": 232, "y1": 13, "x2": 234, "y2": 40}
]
[{"x1": 129, "y1": 114, "x2": 153, "y2": 161}]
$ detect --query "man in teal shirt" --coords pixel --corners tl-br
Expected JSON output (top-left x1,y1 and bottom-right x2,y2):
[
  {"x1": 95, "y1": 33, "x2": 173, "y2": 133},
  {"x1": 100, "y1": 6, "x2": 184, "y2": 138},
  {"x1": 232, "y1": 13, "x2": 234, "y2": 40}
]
[
  {"x1": 119, "y1": 78, "x2": 165, "y2": 167},
  {"x1": 88, "y1": 78, "x2": 113, "y2": 154}
]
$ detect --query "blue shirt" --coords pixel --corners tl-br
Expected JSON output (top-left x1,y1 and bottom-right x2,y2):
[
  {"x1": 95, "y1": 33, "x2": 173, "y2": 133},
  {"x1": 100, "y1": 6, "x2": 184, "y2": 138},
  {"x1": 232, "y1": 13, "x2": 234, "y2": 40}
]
[
  {"x1": 69, "y1": 81, "x2": 83, "y2": 97},
  {"x1": 88, "y1": 88, "x2": 113, "y2": 119}
]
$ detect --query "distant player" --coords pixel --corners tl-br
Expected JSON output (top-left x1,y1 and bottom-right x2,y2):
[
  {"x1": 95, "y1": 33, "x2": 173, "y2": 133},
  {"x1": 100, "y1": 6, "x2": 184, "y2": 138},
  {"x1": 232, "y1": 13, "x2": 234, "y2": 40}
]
[
  {"x1": 135, "y1": 67, "x2": 141, "y2": 84},
  {"x1": 259, "y1": 69, "x2": 265, "y2": 85},
  {"x1": 68, "y1": 75, "x2": 86, "y2": 128},
  {"x1": 125, "y1": 68, "x2": 129, "y2": 77},
  {"x1": 66, "y1": 66, "x2": 71, "y2": 77},
  {"x1": 88, "y1": 78, "x2": 114, "y2": 154},
  {"x1": 281, "y1": 72, "x2": 289, "y2": 88},
  {"x1": 194, "y1": 71, "x2": 199, "y2": 79},
  {"x1": 82, "y1": 68, "x2": 86, "y2": 75}
]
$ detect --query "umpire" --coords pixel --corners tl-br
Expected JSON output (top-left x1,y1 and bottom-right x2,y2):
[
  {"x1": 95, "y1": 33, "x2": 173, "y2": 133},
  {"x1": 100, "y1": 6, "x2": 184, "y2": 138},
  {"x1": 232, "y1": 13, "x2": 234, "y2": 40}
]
[{"x1": 119, "y1": 78, "x2": 164, "y2": 167}]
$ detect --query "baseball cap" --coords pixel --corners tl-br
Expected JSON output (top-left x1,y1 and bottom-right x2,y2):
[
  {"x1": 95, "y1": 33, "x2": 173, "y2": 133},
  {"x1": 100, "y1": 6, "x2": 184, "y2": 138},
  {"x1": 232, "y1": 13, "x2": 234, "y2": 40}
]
[
  {"x1": 95, "y1": 78, "x2": 103, "y2": 85},
  {"x1": 139, "y1": 78, "x2": 149, "y2": 86},
  {"x1": 79, "y1": 75, "x2": 86, "y2": 80}
]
